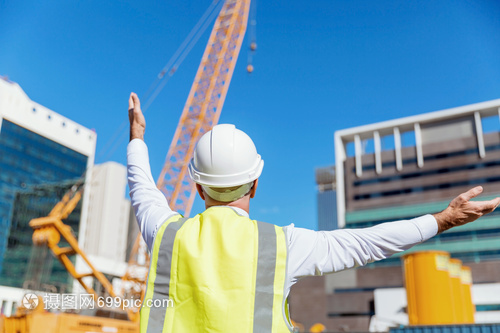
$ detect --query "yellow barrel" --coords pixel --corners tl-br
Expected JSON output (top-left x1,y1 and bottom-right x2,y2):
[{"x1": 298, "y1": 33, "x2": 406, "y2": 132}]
[
  {"x1": 460, "y1": 266, "x2": 475, "y2": 323},
  {"x1": 449, "y1": 258, "x2": 465, "y2": 323},
  {"x1": 403, "y1": 251, "x2": 456, "y2": 325}
]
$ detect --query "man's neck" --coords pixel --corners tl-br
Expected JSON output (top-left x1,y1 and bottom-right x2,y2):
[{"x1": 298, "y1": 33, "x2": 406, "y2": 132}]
[
  {"x1": 205, "y1": 196, "x2": 250, "y2": 214},
  {"x1": 205, "y1": 205, "x2": 249, "y2": 218}
]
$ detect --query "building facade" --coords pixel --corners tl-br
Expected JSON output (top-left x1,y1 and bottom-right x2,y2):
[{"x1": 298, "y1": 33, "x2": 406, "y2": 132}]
[
  {"x1": 334, "y1": 98, "x2": 500, "y2": 265},
  {"x1": 0, "y1": 77, "x2": 96, "y2": 291}
]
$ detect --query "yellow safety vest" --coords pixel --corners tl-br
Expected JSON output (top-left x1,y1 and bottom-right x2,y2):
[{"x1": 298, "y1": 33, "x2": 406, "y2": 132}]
[{"x1": 140, "y1": 206, "x2": 292, "y2": 332}]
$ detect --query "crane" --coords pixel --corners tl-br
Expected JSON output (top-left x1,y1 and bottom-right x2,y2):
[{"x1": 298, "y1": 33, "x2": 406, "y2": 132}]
[
  {"x1": 157, "y1": 0, "x2": 251, "y2": 215},
  {"x1": 2, "y1": 1, "x2": 253, "y2": 332}
]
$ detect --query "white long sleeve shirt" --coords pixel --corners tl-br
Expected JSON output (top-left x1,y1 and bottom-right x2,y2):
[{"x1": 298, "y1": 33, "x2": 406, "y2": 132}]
[{"x1": 127, "y1": 139, "x2": 438, "y2": 298}]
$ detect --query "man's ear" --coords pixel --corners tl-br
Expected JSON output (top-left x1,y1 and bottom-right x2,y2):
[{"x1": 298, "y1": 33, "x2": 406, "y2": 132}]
[
  {"x1": 250, "y1": 179, "x2": 258, "y2": 199},
  {"x1": 196, "y1": 184, "x2": 206, "y2": 200}
]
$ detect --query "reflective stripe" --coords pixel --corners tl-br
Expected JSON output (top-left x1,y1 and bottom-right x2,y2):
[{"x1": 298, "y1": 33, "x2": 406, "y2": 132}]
[
  {"x1": 146, "y1": 217, "x2": 188, "y2": 333},
  {"x1": 253, "y1": 221, "x2": 277, "y2": 332}
]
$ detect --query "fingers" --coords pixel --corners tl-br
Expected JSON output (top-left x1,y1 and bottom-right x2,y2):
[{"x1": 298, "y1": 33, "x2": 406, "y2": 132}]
[
  {"x1": 459, "y1": 186, "x2": 483, "y2": 202},
  {"x1": 132, "y1": 92, "x2": 141, "y2": 112},
  {"x1": 493, "y1": 197, "x2": 500, "y2": 209},
  {"x1": 128, "y1": 93, "x2": 134, "y2": 111},
  {"x1": 468, "y1": 197, "x2": 500, "y2": 216},
  {"x1": 481, "y1": 197, "x2": 500, "y2": 213},
  {"x1": 129, "y1": 92, "x2": 142, "y2": 112}
]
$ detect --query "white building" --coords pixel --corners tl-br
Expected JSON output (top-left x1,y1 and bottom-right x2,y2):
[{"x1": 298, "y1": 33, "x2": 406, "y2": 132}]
[{"x1": 84, "y1": 162, "x2": 131, "y2": 263}]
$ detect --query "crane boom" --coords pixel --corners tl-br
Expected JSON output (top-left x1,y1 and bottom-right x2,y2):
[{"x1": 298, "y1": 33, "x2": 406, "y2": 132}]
[{"x1": 157, "y1": 0, "x2": 251, "y2": 216}]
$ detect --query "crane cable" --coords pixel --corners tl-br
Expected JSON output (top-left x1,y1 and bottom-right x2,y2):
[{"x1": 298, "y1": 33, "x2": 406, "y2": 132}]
[
  {"x1": 96, "y1": 0, "x2": 224, "y2": 162},
  {"x1": 142, "y1": 0, "x2": 224, "y2": 111}
]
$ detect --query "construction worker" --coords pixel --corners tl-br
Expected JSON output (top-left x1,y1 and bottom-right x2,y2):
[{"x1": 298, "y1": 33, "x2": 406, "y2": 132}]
[{"x1": 127, "y1": 92, "x2": 500, "y2": 332}]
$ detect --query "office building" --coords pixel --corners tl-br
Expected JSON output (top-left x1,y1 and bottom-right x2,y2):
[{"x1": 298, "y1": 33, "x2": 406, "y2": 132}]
[
  {"x1": 315, "y1": 166, "x2": 337, "y2": 231},
  {"x1": 334, "y1": 98, "x2": 500, "y2": 264},
  {"x1": 0, "y1": 77, "x2": 96, "y2": 291}
]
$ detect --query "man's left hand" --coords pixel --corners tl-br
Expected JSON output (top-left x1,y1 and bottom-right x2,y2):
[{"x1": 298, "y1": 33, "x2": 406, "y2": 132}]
[{"x1": 433, "y1": 186, "x2": 500, "y2": 233}]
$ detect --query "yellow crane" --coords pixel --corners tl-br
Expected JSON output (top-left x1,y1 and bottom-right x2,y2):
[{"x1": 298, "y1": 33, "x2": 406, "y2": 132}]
[{"x1": 1, "y1": 0, "x2": 251, "y2": 332}]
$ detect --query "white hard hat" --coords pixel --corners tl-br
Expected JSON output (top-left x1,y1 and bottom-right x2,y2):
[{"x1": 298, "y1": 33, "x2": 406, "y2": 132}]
[{"x1": 188, "y1": 124, "x2": 264, "y2": 188}]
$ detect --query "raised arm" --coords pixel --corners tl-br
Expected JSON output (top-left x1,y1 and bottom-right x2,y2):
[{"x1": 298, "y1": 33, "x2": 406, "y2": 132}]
[
  {"x1": 287, "y1": 186, "x2": 500, "y2": 282},
  {"x1": 127, "y1": 93, "x2": 178, "y2": 249}
]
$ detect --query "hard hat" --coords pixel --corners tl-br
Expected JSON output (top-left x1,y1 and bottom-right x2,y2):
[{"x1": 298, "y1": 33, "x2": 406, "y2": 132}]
[{"x1": 188, "y1": 124, "x2": 264, "y2": 188}]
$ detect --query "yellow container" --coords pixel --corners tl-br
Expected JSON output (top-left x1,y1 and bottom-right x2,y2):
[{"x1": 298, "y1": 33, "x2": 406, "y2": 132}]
[
  {"x1": 460, "y1": 266, "x2": 475, "y2": 324},
  {"x1": 449, "y1": 258, "x2": 466, "y2": 323},
  {"x1": 403, "y1": 251, "x2": 456, "y2": 325}
]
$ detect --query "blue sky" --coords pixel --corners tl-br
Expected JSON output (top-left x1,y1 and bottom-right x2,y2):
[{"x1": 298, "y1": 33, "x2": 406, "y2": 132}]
[{"x1": 1, "y1": 1, "x2": 500, "y2": 230}]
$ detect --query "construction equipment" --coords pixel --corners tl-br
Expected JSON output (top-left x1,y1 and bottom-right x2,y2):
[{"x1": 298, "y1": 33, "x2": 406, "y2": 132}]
[
  {"x1": 29, "y1": 184, "x2": 129, "y2": 313},
  {"x1": 1, "y1": 184, "x2": 140, "y2": 332},
  {"x1": 2, "y1": 296, "x2": 137, "y2": 333},
  {"x1": 2, "y1": 0, "x2": 251, "y2": 331}
]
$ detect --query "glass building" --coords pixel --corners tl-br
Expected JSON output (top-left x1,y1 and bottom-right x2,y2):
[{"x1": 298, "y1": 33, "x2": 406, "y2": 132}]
[{"x1": 0, "y1": 77, "x2": 96, "y2": 292}]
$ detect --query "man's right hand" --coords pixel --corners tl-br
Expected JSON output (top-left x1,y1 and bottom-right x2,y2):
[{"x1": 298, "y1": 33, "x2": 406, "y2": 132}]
[{"x1": 129, "y1": 92, "x2": 146, "y2": 141}]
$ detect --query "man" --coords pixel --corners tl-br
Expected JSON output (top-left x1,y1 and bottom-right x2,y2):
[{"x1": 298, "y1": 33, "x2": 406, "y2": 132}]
[{"x1": 127, "y1": 92, "x2": 500, "y2": 333}]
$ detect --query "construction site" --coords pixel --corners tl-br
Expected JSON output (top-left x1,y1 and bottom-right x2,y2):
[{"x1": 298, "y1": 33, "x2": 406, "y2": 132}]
[{"x1": 1, "y1": 1, "x2": 500, "y2": 332}]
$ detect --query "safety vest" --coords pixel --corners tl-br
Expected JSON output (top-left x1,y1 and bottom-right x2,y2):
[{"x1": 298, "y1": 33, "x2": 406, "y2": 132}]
[{"x1": 140, "y1": 206, "x2": 293, "y2": 332}]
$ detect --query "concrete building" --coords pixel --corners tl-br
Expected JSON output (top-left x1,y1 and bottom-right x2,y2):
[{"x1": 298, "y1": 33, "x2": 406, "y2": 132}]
[
  {"x1": 0, "y1": 76, "x2": 96, "y2": 291},
  {"x1": 292, "y1": 98, "x2": 500, "y2": 331}
]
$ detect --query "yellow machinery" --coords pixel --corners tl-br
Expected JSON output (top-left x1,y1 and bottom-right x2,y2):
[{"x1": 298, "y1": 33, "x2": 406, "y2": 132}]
[
  {"x1": 28, "y1": 184, "x2": 137, "y2": 318},
  {"x1": 0, "y1": 184, "x2": 141, "y2": 333},
  {"x1": 1, "y1": 0, "x2": 252, "y2": 332},
  {"x1": 403, "y1": 250, "x2": 456, "y2": 325},
  {"x1": 403, "y1": 251, "x2": 476, "y2": 326},
  {"x1": 309, "y1": 323, "x2": 327, "y2": 332},
  {"x1": 2, "y1": 297, "x2": 137, "y2": 333}
]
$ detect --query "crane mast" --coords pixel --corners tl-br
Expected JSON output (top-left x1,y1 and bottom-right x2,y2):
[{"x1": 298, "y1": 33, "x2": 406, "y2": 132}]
[{"x1": 157, "y1": 0, "x2": 251, "y2": 216}]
